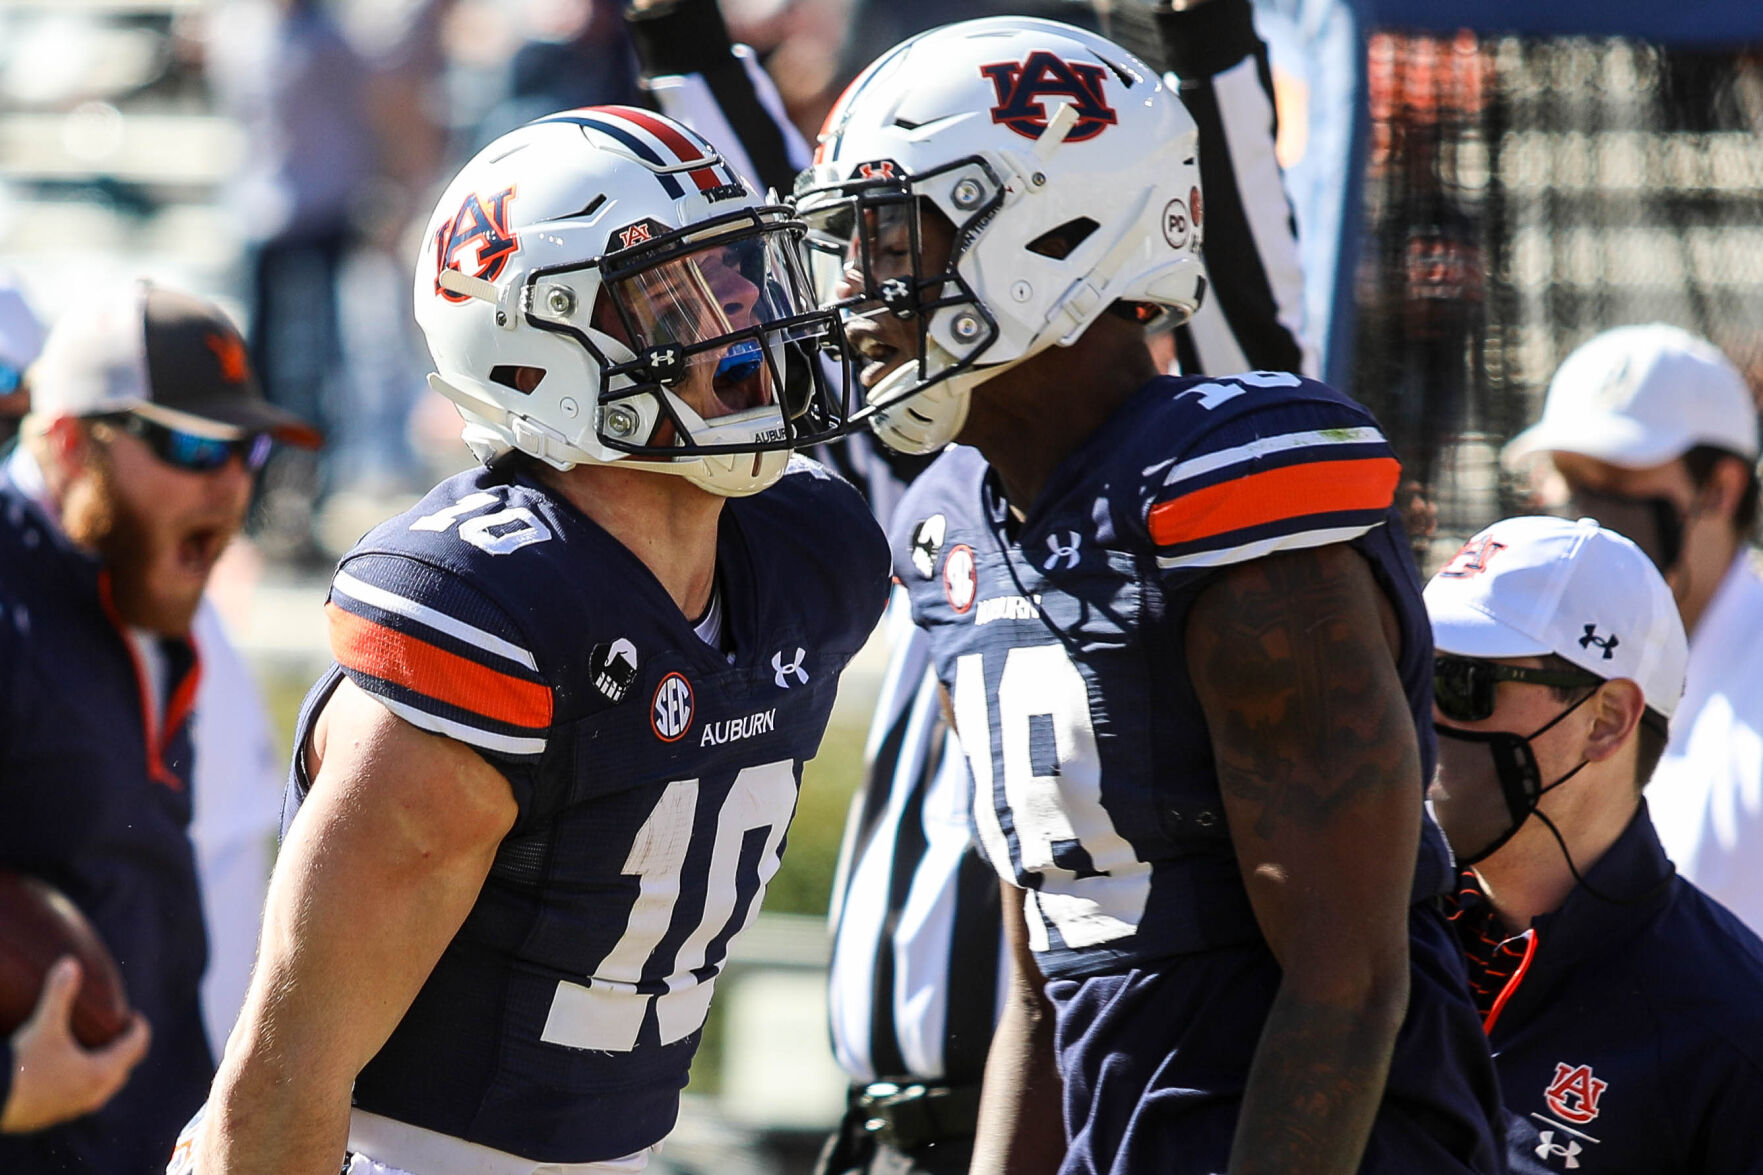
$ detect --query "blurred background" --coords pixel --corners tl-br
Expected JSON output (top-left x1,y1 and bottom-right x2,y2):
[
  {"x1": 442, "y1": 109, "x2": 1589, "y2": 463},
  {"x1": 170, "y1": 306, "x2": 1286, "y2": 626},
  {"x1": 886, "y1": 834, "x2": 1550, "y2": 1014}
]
[{"x1": 1, "y1": 1, "x2": 1759, "y2": 1171}]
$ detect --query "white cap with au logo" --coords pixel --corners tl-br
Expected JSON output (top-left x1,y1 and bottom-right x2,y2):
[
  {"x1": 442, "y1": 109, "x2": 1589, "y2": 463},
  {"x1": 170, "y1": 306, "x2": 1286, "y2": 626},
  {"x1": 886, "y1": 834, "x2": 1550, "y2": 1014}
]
[{"x1": 1424, "y1": 515, "x2": 1689, "y2": 721}]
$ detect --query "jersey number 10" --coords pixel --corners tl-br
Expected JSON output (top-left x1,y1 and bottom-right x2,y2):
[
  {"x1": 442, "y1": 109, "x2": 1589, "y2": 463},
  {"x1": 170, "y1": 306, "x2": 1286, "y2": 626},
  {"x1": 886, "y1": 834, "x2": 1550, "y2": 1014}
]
[{"x1": 539, "y1": 760, "x2": 797, "y2": 1053}]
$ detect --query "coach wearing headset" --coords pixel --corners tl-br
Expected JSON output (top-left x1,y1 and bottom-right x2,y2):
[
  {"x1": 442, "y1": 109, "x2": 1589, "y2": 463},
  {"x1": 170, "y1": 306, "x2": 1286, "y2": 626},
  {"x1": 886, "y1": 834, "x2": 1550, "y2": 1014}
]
[{"x1": 1425, "y1": 514, "x2": 1763, "y2": 1175}]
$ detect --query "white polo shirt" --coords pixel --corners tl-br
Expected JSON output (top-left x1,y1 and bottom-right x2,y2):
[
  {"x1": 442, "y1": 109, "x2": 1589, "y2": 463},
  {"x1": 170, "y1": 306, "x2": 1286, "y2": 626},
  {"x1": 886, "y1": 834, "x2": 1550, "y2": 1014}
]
[{"x1": 1649, "y1": 547, "x2": 1763, "y2": 935}]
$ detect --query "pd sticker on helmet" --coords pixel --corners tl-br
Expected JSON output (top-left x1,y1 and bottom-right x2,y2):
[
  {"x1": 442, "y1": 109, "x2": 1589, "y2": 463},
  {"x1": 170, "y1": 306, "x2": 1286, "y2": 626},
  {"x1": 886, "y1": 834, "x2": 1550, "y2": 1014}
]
[
  {"x1": 435, "y1": 187, "x2": 519, "y2": 302},
  {"x1": 1162, "y1": 199, "x2": 1191, "y2": 250},
  {"x1": 980, "y1": 52, "x2": 1118, "y2": 143}
]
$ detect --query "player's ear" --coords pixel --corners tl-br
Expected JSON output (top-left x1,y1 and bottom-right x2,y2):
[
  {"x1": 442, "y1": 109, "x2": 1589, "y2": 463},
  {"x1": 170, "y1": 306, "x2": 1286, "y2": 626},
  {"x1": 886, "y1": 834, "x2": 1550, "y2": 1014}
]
[{"x1": 1582, "y1": 679, "x2": 1645, "y2": 765}]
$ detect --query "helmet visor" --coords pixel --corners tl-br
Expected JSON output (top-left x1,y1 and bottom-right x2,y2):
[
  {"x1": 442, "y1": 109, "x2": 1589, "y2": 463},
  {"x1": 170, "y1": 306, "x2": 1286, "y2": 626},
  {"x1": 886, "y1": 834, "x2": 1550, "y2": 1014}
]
[{"x1": 599, "y1": 229, "x2": 828, "y2": 422}]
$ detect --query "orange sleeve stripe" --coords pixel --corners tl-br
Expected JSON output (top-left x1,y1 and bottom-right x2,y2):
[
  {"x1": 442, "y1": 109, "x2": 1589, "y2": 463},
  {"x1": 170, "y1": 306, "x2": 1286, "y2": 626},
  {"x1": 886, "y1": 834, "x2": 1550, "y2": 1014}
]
[
  {"x1": 326, "y1": 603, "x2": 554, "y2": 729},
  {"x1": 1147, "y1": 456, "x2": 1401, "y2": 548}
]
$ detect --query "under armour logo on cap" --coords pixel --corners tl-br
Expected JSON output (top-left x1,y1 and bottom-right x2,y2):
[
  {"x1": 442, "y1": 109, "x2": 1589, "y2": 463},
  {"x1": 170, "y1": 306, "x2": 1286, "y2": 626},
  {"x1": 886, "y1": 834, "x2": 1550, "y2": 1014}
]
[{"x1": 1579, "y1": 624, "x2": 1619, "y2": 660}]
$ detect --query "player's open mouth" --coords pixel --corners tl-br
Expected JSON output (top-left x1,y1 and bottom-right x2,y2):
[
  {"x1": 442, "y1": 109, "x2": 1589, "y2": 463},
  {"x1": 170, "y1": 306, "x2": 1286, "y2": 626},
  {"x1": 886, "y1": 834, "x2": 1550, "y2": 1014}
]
[
  {"x1": 710, "y1": 341, "x2": 770, "y2": 414},
  {"x1": 850, "y1": 334, "x2": 900, "y2": 389}
]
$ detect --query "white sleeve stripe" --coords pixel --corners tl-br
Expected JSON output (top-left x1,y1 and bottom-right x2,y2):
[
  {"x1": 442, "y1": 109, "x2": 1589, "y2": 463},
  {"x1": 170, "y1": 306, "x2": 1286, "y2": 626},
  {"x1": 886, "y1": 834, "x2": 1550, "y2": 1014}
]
[
  {"x1": 1160, "y1": 426, "x2": 1387, "y2": 488},
  {"x1": 332, "y1": 568, "x2": 539, "y2": 671},
  {"x1": 1156, "y1": 523, "x2": 1379, "y2": 570},
  {"x1": 1214, "y1": 59, "x2": 1318, "y2": 377},
  {"x1": 375, "y1": 694, "x2": 547, "y2": 757}
]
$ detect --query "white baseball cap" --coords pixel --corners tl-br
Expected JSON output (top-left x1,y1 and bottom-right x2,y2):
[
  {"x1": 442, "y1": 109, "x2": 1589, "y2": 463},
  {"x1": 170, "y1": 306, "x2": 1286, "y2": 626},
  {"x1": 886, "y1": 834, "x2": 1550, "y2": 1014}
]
[
  {"x1": 1503, "y1": 323, "x2": 1759, "y2": 469},
  {"x1": 1425, "y1": 515, "x2": 1688, "y2": 721}
]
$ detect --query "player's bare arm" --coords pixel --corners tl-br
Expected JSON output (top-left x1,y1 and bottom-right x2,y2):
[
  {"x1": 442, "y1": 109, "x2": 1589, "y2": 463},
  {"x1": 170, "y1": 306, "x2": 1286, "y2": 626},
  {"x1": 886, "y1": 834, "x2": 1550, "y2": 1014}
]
[
  {"x1": 195, "y1": 678, "x2": 517, "y2": 1174},
  {"x1": 970, "y1": 878, "x2": 1065, "y2": 1175},
  {"x1": 1186, "y1": 543, "x2": 1421, "y2": 1175}
]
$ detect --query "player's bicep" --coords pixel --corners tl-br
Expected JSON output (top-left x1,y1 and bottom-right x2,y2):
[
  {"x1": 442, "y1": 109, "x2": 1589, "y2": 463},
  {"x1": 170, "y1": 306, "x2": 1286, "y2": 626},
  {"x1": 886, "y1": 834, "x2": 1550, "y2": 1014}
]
[
  {"x1": 1184, "y1": 544, "x2": 1420, "y2": 981},
  {"x1": 258, "y1": 679, "x2": 518, "y2": 1080}
]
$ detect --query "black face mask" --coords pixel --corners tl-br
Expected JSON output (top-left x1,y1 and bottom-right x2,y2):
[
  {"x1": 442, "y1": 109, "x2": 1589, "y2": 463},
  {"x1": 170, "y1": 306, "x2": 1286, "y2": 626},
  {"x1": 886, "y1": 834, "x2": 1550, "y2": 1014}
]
[
  {"x1": 1559, "y1": 488, "x2": 1684, "y2": 574},
  {"x1": 1432, "y1": 690, "x2": 1596, "y2": 866}
]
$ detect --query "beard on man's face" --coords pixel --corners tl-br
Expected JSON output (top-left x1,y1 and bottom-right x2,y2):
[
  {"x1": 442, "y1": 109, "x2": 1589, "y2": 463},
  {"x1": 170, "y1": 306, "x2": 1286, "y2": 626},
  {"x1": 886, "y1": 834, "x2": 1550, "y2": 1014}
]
[{"x1": 62, "y1": 448, "x2": 237, "y2": 636}]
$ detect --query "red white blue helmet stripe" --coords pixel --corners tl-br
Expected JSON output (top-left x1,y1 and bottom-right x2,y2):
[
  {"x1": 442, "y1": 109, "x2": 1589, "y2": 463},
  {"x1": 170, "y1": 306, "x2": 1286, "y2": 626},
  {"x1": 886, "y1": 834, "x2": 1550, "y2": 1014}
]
[{"x1": 532, "y1": 105, "x2": 741, "y2": 201}]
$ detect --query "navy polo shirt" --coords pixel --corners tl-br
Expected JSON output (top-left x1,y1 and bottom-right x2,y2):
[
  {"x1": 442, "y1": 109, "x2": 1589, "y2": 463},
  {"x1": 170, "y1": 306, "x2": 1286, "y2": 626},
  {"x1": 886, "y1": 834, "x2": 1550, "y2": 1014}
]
[
  {"x1": 1453, "y1": 802, "x2": 1763, "y2": 1174},
  {"x1": 0, "y1": 455, "x2": 213, "y2": 1173}
]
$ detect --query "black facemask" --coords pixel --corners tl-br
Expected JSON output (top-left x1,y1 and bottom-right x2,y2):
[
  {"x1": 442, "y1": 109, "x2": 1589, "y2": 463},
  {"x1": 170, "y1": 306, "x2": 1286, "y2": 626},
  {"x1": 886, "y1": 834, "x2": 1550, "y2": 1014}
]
[
  {"x1": 1559, "y1": 488, "x2": 1684, "y2": 574},
  {"x1": 1432, "y1": 689, "x2": 1596, "y2": 866}
]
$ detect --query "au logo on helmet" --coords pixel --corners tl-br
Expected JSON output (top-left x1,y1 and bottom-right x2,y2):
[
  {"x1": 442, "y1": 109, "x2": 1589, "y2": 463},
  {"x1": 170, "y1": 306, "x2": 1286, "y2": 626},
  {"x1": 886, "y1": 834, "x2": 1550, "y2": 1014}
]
[
  {"x1": 435, "y1": 186, "x2": 519, "y2": 303},
  {"x1": 611, "y1": 218, "x2": 670, "y2": 251},
  {"x1": 980, "y1": 52, "x2": 1118, "y2": 143}
]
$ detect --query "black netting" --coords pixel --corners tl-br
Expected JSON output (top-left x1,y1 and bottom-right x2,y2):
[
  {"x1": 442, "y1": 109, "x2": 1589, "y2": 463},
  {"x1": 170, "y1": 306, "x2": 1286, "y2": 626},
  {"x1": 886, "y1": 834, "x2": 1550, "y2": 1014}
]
[{"x1": 1349, "y1": 32, "x2": 1763, "y2": 570}]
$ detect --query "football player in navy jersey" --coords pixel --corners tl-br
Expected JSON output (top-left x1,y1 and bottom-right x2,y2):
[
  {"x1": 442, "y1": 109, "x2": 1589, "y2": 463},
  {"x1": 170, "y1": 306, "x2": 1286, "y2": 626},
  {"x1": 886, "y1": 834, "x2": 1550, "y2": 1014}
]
[
  {"x1": 182, "y1": 108, "x2": 889, "y2": 1175},
  {"x1": 794, "y1": 18, "x2": 1508, "y2": 1175}
]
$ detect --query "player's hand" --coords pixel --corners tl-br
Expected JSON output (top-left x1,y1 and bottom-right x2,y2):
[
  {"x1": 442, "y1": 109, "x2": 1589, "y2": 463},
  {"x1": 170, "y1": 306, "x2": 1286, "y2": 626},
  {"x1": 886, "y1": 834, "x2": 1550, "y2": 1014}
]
[{"x1": 0, "y1": 957, "x2": 151, "y2": 1133}]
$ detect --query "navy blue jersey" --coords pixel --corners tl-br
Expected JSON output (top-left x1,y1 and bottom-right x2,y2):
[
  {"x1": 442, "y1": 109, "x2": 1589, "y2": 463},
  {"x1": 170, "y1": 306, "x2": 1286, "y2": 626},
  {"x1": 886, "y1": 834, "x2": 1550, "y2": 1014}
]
[
  {"x1": 285, "y1": 457, "x2": 889, "y2": 1163},
  {"x1": 891, "y1": 371, "x2": 1451, "y2": 978}
]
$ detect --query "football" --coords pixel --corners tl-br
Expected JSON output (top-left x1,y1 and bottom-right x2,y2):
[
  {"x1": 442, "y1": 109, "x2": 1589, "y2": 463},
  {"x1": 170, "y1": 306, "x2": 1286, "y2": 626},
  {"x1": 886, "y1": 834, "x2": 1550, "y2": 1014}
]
[{"x1": 0, "y1": 871, "x2": 132, "y2": 1047}]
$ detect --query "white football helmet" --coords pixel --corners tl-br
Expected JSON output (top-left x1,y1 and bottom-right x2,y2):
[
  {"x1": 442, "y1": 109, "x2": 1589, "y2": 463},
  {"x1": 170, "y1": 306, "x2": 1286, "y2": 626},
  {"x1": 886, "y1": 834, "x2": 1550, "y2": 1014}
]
[
  {"x1": 415, "y1": 106, "x2": 853, "y2": 496},
  {"x1": 795, "y1": 17, "x2": 1207, "y2": 454}
]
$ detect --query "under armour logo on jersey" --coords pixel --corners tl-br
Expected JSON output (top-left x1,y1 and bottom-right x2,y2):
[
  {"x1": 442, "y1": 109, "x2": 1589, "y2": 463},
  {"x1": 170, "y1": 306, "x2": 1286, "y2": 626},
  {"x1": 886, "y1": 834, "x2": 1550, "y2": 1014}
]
[
  {"x1": 589, "y1": 638, "x2": 639, "y2": 704},
  {"x1": 1544, "y1": 1063, "x2": 1608, "y2": 1124},
  {"x1": 1043, "y1": 531, "x2": 1082, "y2": 570},
  {"x1": 1579, "y1": 625, "x2": 1619, "y2": 660},
  {"x1": 772, "y1": 648, "x2": 809, "y2": 688},
  {"x1": 980, "y1": 52, "x2": 1118, "y2": 144},
  {"x1": 435, "y1": 186, "x2": 518, "y2": 303},
  {"x1": 651, "y1": 672, "x2": 695, "y2": 742},
  {"x1": 1440, "y1": 536, "x2": 1507, "y2": 578},
  {"x1": 1534, "y1": 1132, "x2": 1583, "y2": 1169}
]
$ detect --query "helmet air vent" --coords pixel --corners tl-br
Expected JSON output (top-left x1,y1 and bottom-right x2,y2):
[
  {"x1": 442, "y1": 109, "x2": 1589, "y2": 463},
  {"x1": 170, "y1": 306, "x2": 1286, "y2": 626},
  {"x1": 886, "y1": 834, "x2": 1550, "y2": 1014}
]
[
  {"x1": 490, "y1": 365, "x2": 546, "y2": 395},
  {"x1": 1026, "y1": 218, "x2": 1100, "y2": 260}
]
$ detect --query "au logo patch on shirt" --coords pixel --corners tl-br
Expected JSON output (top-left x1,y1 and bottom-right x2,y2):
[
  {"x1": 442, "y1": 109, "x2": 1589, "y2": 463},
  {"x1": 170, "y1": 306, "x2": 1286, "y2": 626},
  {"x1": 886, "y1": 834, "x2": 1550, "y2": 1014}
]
[{"x1": 1544, "y1": 1062, "x2": 1608, "y2": 1124}]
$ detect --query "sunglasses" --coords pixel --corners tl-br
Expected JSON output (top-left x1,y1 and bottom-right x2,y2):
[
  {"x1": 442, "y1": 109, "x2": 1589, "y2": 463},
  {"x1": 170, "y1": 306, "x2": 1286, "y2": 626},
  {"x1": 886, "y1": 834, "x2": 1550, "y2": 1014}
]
[
  {"x1": 1433, "y1": 654, "x2": 1604, "y2": 723},
  {"x1": 95, "y1": 412, "x2": 272, "y2": 474}
]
